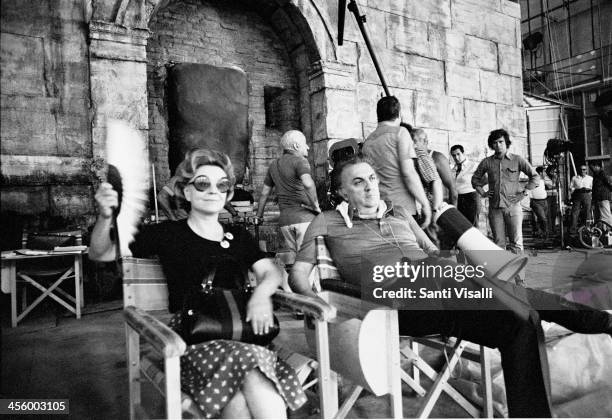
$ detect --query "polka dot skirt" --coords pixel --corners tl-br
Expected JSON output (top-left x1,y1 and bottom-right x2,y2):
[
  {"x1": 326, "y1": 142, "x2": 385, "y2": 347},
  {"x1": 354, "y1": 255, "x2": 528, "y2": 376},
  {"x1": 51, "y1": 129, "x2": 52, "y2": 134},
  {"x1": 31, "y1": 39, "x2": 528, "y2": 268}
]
[{"x1": 169, "y1": 314, "x2": 307, "y2": 418}]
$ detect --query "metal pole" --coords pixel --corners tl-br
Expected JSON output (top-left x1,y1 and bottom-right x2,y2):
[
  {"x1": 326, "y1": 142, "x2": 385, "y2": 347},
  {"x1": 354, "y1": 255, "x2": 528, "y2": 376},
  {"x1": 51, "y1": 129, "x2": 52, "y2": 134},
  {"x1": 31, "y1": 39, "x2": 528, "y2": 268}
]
[
  {"x1": 596, "y1": 0, "x2": 605, "y2": 83},
  {"x1": 556, "y1": 162, "x2": 566, "y2": 247},
  {"x1": 347, "y1": 0, "x2": 391, "y2": 96},
  {"x1": 151, "y1": 163, "x2": 159, "y2": 223}
]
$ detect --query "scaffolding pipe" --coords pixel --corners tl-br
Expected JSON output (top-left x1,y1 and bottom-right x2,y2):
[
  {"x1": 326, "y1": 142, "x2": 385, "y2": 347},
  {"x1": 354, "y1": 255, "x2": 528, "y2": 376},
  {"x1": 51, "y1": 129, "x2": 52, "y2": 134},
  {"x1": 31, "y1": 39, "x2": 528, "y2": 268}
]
[{"x1": 550, "y1": 76, "x2": 612, "y2": 94}]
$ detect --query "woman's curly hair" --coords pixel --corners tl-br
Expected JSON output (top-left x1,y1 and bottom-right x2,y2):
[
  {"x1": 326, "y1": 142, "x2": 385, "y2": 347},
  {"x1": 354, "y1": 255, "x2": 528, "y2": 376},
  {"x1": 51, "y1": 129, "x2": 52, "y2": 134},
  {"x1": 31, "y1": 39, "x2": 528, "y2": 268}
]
[{"x1": 173, "y1": 148, "x2": 236, "y2": 205}]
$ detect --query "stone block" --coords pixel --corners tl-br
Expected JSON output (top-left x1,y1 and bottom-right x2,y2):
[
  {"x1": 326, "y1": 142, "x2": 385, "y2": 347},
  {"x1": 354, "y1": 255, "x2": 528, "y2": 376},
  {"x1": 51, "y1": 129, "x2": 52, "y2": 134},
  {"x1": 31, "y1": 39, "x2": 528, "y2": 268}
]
[
  {"x1": 1, "y1": 33, "x2": 45, "y2": 96},
  {"x1": 394, "y1": 88, "x2": 416, "y2": 126},
  {"x1": 510, "y1": 76, "x2": 523, "y2": 106},
  {"x1": 367, "y1": 0, "x2": 451, "y2": 29},
  {"x1": 0, "y1": 154, "x2": 92, "y2": 184},
  {"x1": 501, "y1": 0, "x2": 522, "y2": 19},
  {"x1": 446, "y1": 63, "x2": 481, "y2": 100},
  {"x1": 388, "y1": 15, "x2": 431, "y2": 57},
  {"x1": 405, "y1": 54, "x2": 445, "y2": 94},
  {"x1": 357, "y1": 82, "x2": 386, "y2": 124},
  {"x1": 480, "y1": 71, "x2": 513, "y2": 105},
  {"x1": 465, "y1": 36, "x2": 498, "y2": 71},
  {"x1": 451, "y1": 0, "x2": 517, "y2": 46},
  {"x1": 453, "y1": 0, "x2": 502, "y2": 12},
  {"x1": 465, "y1": 100, "x2": 497, "y2": 133},
  {"x1": 324, "y1": 90, "x2": 361, "y2": 140},
  {"x1": 309, "y1": 60, "x2": 357, "y2": 93},
  {"x1": 0, "y1": 108, "x2": 58, "y2": 155},
  {"x1": 441, "y1": 30, "x2": 466, "y2": 63},
  {"x1": 310, "y1": 91, "x2": 328, "y2": 142},
  {"x1": 337, "y1": 40, "x2": 359, "y2": 66},
  {"x1": 90, "y1": 39, "x2": 148, "y2": 63},
  {"x1": 0, "y1": 186, "x2": 49, "y2": 215},
  {"x1": 358, "y1": 48, "x2": 406, "y2": 88},
  {"x1": 415, "y1": 92, "x2": 464, "y2": 131},
  {"x1": 90, "y1": 59, "x2": 149, "y2": 129},
  {"x1": 496, "y1": 104, "x2": 527, "y2": 137},
  {"x1": 49, "y1": 184, "x2": 94, "y2": 219},
  {"x1": 498, "y1": 44, "x2": 522, "y2": 76}
]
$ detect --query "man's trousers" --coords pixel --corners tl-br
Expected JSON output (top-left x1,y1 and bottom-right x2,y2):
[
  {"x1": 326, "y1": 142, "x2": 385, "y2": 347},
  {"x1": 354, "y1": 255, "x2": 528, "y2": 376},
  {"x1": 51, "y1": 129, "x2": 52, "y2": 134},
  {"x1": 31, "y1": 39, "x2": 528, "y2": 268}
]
[{"x1": 457, "y1": 191, "x2": 481, "y2": 227}]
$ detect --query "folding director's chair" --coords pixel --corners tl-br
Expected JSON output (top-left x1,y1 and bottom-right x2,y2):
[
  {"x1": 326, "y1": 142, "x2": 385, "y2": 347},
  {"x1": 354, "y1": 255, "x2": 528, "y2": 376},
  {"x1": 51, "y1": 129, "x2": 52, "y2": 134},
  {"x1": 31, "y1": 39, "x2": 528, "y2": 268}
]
[
  {"x1": 313, "y1": 235, "x2": 497, "y2": 418},
  {"x1": 122, "y1": 256, "x2": 335, "y2": 419},
  {"x1": 15, "y1": 229, "x2": 85, "y2": 324}
]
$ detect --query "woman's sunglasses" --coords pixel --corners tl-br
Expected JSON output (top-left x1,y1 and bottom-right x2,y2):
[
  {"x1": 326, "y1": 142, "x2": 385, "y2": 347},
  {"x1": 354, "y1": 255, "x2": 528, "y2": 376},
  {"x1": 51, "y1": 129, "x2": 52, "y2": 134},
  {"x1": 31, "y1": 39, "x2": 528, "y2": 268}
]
[{"x1": 188, "y1": 175, "x2": 232, "y2": 193}]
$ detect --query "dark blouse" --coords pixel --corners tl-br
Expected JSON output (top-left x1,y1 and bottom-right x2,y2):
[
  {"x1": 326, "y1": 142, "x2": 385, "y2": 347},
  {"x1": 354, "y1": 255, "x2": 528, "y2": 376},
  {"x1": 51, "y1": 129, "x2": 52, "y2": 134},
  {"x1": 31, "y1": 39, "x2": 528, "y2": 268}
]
[{"x1": 129, "y1": 220, "x2": 266, "y2": 312}]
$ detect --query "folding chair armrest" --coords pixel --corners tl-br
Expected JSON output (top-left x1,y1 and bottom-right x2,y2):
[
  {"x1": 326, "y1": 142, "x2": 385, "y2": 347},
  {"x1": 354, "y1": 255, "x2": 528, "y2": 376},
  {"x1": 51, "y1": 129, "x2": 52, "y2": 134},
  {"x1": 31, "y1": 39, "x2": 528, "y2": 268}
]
[
  {"x1": 124, "y1": 306, "x2": 186, "y2": 358},
  {"x1": 273, "y1": 290, "x2": 337, "y2": 321}
]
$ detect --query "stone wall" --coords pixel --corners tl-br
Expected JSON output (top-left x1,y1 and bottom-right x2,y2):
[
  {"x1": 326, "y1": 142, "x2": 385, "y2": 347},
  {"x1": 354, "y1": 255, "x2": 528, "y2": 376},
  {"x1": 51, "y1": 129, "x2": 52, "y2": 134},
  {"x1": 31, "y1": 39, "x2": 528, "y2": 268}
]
[
  {"x1": 0, "y1": 0, "x2": 94, "y2": 238},
  {"x1": 146, "y1": 0, "x2": 301, "y2": 189},
  {"x1": 0, "y1": 0, "x2": 527, "y2": 244},
  {"x1": 342, "y1": 0, "x2": 527, "y2": 162}
]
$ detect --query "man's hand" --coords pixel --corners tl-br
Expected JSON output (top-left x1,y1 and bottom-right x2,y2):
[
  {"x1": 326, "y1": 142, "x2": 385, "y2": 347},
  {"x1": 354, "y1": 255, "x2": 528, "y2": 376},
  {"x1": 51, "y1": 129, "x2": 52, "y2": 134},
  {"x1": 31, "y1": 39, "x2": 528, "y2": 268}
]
[
  {"x1": 95, "y1": 182, "x2": 118, "y2": 219},
  {"x1": 420, "y1": 205, "x2": 432, "y2": 229}
]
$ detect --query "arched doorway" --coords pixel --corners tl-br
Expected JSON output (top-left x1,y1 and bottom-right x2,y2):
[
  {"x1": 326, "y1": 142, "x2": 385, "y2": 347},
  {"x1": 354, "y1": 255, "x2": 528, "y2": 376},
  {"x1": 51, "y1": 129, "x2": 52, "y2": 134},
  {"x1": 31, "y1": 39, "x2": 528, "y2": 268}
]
[{"x1": 145, "y1": 0, "x2": 323, "y2": 191}]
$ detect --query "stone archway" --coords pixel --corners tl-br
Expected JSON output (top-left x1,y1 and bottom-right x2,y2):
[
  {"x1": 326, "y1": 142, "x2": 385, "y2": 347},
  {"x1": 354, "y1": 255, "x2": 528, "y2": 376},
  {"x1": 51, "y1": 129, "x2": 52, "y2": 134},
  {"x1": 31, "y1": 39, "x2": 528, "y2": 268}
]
[{"x1": 87, "y1": 0, "x2": 359, "y2": 196}]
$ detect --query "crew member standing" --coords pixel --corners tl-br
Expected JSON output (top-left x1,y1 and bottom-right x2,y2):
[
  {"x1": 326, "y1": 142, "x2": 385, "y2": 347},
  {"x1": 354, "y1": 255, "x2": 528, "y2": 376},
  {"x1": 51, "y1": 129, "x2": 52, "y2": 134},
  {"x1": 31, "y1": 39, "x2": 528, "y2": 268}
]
[
  {"x1": 450, "y1": 144, "x2": 480, "y2": 227},
  {"x1": 569, "y1": 164, "x2": 593, "y2": 235},
  {"x1": 256, "y1": 130, "x2": 321, "y2": 270},
  {"x1": 362, "y1": 96, "x2": 431, "y2": 227},
  {"x1": 472, "y1": 129, "x2": 539, "y2": 285},
  {"x1": 589, "y1": 160, "x2": 612, "y2": 226},
  {"x1": 529, "y1": 166, "x2": 552, "y2": 240}
]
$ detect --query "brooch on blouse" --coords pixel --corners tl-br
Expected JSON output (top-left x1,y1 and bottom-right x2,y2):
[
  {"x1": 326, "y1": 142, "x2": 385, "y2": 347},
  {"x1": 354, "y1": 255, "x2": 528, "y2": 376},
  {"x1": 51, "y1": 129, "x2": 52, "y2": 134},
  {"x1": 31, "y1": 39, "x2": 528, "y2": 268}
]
[{"x1": 220, "y1": 231, "x2": 234, "y2": 248}]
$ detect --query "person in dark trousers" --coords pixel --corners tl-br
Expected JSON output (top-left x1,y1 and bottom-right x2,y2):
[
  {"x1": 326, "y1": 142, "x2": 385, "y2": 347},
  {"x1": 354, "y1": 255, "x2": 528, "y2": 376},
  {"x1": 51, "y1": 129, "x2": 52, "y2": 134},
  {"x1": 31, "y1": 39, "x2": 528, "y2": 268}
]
[
  {"x1": 544, "y1": 165, "x2": 559, "y2": 234},
  {"x1": 569, "y1": 164, "x2": 593, "y2": 234},
  {"x1": 529, "y1": 166, "x2": 552, "y2": 240},
  {"x1": 472, "y1": 129, "x2": 539, "y2": 255},
  {"x1": 589, "y1": 159, "x2": 612, "y2": 226},
  {"x1": 450, "y1": 144, "x2": 480, "y2": 227}
]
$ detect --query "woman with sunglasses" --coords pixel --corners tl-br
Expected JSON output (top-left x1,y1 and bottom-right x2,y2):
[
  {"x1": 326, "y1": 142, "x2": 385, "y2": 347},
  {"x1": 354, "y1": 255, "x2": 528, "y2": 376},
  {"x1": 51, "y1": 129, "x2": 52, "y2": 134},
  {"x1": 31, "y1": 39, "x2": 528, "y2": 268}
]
[{"x1": 90, "y1": 149, "x2": 306, "y2": 419}]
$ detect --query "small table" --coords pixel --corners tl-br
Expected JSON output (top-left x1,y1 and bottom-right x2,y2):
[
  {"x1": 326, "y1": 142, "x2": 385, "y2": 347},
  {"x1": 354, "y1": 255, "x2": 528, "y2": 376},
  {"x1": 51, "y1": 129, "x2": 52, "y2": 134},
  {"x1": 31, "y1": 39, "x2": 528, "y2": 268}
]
[{"x1": 1, "y1": 249, "x2": 87, "y2": 327}]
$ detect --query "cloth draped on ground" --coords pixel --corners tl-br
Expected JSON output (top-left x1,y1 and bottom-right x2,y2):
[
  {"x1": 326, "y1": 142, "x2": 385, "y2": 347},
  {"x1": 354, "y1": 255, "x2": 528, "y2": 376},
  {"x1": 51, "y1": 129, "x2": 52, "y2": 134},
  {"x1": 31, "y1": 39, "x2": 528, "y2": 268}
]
[{"x1": 449, "y1": 323, "x2": 612, "y2": 417}]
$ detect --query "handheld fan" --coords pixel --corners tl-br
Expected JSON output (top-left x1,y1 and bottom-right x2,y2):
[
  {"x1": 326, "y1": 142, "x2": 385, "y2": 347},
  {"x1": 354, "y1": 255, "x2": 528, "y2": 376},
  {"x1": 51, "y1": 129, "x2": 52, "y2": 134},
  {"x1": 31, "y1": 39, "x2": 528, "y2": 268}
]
[{"x1": 105, "y1": 120, "x2": 150, "y2": 256}]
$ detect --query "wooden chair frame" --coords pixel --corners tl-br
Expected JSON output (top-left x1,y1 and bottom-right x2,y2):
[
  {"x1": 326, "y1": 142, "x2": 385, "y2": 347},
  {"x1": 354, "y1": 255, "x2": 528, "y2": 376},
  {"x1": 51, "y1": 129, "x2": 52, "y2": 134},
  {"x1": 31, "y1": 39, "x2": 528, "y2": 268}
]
[{"x1": 122, "y1": 256, "x2": 336, "y2": 420}]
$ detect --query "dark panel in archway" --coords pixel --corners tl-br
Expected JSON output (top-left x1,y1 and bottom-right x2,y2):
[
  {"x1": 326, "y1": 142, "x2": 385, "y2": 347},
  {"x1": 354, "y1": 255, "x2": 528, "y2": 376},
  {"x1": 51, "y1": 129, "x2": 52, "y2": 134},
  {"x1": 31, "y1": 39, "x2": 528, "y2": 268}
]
[{"x1": 167, "y1": 63, "x2": 249, "y2": 181}]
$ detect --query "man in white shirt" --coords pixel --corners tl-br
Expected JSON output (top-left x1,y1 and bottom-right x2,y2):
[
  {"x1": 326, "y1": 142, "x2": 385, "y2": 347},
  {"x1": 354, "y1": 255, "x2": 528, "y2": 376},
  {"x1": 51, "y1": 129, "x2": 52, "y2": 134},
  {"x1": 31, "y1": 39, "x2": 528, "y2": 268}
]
[
  {"x1": 529, "y1": 166, "x2": 552, "y2": 239},
  {"x1": 450, "y1": 144, "x2": 480, "y2": 227},
  {"x1": 569, "y1": 164, "x2": 593, "y2": 234}
]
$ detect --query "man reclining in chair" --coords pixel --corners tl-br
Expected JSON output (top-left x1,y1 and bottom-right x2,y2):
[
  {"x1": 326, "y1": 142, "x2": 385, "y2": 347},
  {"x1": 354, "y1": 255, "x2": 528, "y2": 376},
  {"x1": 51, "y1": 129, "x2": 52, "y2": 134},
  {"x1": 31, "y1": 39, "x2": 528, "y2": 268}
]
[{"x1": 289, "y1": 154, "x2": 612, "y2": 418}]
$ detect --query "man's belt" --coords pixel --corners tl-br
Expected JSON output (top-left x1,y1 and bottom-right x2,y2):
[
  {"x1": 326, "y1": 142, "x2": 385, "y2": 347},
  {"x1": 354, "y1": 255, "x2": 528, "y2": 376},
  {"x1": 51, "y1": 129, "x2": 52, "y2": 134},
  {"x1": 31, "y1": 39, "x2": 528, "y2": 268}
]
[{"x1": 574, "y1": 188, "x2": 592, "y2": 193}]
